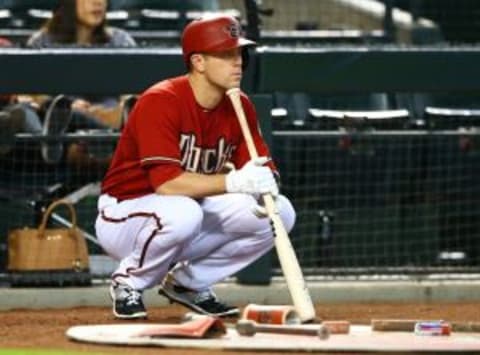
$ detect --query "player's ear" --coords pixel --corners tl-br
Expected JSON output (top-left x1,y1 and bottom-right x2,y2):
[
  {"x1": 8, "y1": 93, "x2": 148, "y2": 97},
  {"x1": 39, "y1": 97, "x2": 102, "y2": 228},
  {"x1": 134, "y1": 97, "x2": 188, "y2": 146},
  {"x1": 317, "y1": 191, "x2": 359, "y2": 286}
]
[{"x1": 190, "y1": 53, "x2": 206, "y2": 73}]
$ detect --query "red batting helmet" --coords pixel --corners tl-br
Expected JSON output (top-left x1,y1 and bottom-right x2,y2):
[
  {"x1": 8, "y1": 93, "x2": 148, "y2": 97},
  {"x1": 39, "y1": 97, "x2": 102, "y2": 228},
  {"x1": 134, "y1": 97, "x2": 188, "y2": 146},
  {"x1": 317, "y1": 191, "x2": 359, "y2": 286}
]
[{"x1": 181, "y1": 14, "x2": 256, "y2": 66}]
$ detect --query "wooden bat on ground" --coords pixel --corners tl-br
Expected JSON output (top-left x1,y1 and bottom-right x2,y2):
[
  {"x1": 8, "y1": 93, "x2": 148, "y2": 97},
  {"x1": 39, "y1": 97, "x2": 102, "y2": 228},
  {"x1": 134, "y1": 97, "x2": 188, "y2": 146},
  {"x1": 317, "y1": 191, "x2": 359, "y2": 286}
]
[
  {"x1": 372, "y1": 319, "x2": 480, "y2": 332},
  {"x1": 226, "y1": 88, "x2": 316, "y2": 323},
  {"x1": 236, "y1": 320, "x2": 330, "y2": 339}
]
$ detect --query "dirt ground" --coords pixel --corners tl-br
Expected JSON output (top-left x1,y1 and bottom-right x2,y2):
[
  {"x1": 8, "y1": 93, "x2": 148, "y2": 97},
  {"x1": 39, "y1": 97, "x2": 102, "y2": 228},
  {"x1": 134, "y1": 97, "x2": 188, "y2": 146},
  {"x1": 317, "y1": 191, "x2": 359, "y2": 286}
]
[{"x1": 2, "y1": 302, "x2": 480, "y2": 354}]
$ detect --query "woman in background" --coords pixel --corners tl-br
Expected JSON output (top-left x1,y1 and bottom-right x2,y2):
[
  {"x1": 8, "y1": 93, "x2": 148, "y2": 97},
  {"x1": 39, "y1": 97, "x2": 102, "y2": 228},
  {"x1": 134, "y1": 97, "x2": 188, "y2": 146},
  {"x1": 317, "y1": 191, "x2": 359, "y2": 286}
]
[
  {"x1": 28, "y1": 0, "x2": 135, "y2": 49},
  {"x1": 27, "y1": 0, "x2": 136, "y2": 131}
]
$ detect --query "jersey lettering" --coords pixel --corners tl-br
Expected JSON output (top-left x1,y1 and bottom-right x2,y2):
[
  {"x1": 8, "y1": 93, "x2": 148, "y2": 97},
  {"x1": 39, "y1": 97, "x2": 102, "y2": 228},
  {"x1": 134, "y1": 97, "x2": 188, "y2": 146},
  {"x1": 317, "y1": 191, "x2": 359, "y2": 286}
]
[{"x1": 180, "y1": 134, "x2": 236, "y2": 174}]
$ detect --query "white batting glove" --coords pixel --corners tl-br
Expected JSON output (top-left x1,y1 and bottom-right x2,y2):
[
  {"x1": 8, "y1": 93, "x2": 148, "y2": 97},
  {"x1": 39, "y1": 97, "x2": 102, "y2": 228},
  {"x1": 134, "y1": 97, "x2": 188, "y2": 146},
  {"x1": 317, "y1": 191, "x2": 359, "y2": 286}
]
[{"x1": 225, "y1": 157, "x2": 279, "y2": 197}]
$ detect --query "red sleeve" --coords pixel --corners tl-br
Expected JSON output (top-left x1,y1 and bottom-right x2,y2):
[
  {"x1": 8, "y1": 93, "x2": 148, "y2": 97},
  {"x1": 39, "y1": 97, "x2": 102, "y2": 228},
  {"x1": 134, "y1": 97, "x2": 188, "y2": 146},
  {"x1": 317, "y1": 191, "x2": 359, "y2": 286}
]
[
  {"x1": 132, "y1": 92, "x2": 184, "y2": 189},
  {"x1": 232, "y1": 95, "x2": 278, "y2": 173},
  {"x1": 147, "y1": 165, "x2": 184, "y2": 190}
]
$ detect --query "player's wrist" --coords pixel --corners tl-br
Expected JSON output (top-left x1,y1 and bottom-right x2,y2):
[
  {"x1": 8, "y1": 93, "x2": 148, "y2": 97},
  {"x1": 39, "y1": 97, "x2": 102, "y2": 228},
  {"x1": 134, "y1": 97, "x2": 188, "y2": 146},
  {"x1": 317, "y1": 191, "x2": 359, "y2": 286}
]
[{"x1": 225, "y1": 170, "x2": 239, "y2": 193}]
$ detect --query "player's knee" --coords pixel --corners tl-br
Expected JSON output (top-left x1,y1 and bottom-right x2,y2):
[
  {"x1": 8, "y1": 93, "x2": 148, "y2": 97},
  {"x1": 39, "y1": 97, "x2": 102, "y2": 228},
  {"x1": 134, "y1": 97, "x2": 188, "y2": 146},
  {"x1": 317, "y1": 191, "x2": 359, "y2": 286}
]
[
  {"x1": 249, "y1": 195, "x2": 296, "y2": 234},
  {"x1": 233, "y1": 194, "x2": 295, "y2": 234},
  {"x1": 164, "y1": 197, "x2": 203, "y2": 240},
  {"x1": 277, "y1": 195, "x2": 296, "y2": 232}
]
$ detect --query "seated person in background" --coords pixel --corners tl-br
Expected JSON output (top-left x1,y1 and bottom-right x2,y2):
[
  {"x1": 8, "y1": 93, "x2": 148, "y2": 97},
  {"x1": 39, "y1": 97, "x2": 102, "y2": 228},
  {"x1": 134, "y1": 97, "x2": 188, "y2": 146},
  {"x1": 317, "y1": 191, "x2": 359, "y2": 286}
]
[
  {"x1": 0, "y1": 37, "x2": 41, "y2": 155},
  {"x1": 0, "y1": 34, "x2": 110, "y2": 168},
  {"x1": 26, "y1": 0, "x2": 137, "y2": 130}
]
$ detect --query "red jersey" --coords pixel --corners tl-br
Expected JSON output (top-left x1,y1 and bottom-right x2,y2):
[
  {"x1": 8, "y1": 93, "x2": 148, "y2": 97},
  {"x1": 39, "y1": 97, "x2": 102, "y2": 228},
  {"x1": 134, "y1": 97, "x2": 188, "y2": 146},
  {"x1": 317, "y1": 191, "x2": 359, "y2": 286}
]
[{"x1": 102, "y1": 75, "x2": 275, "y2": 200}]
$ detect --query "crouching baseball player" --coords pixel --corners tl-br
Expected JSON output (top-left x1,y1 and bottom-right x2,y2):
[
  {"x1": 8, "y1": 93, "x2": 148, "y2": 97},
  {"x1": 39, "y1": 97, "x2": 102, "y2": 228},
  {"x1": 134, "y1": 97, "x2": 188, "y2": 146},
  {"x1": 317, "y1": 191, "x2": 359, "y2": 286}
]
[{"x1": 95, "y1": 14, "x2": 296, "y2": 319}]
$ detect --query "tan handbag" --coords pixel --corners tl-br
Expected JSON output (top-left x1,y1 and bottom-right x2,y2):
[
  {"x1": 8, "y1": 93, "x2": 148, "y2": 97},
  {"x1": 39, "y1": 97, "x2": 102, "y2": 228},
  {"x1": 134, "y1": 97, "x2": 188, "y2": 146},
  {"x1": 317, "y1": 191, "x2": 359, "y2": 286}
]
[{"x1": 7, "y1": 199, "x2": 90, "y2": 272}]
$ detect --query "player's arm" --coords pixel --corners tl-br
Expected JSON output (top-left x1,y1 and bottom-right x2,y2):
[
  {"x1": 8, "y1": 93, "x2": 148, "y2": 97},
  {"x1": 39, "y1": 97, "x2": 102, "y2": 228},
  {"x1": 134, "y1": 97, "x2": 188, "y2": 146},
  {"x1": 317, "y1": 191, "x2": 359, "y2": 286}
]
[
  {"x1": 156, "y1": 172, "x2": 226, "y2": 198},
  {"x1": 138, "y1": 93, "x2": 276, "y2": 199},
  {"x1": 155, "y1": 157, "x2": 278, "y2": 199}
]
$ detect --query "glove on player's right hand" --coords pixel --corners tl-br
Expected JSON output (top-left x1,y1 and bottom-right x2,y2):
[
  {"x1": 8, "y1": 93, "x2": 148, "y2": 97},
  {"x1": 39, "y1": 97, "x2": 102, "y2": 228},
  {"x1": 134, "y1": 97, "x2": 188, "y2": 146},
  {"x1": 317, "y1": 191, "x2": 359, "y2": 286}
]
[
  {"x1": 225, "y1": 157, "x2": 279, "y2": 197},
  {"x1": 251, "y1": 195, "x2": 282, "y2": 218}
]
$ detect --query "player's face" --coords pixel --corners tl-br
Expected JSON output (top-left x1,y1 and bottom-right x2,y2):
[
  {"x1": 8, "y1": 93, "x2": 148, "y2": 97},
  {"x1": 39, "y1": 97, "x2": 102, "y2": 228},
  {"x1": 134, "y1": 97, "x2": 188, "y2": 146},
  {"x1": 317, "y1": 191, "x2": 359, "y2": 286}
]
[
  {"x1": 203, "y1": 47, "x2": 243, "y2": 90},
  {"x1": 76, "y1": 0, "x2": 107, "y2": 29}
]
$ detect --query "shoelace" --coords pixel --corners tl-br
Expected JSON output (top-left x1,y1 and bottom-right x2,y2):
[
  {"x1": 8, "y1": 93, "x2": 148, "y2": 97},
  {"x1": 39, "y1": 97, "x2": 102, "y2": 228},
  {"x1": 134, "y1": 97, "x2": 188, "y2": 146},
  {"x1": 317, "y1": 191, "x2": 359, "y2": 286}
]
[
  {"x1": 125, "y1": 289, "x2": 143, "y2": 306},
  {"x1": 193, "y1": 290, "x2": 216, "y2": 304}
]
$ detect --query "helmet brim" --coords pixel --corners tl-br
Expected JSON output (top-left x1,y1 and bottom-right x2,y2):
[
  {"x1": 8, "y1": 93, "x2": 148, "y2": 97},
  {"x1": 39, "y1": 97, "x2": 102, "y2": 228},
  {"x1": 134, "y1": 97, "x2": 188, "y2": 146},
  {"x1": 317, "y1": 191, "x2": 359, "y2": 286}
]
[
  {"x1": 203, "y1": 37, "x2": 257, "y2": 55},
  {"x1": 237, "y1": 37, "x2": 257, "y2": 47}
]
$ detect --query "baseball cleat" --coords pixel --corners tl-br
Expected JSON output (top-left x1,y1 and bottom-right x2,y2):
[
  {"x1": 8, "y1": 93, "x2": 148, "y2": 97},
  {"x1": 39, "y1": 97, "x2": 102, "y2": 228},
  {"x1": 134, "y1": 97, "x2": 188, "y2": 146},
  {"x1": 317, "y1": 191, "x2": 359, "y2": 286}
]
[
  {"x1": 159, "y1": 278, "x2": 239, "y2": 317},
  {"x1": 110, "y1": 283, "x2": 147, "y2": 320}
]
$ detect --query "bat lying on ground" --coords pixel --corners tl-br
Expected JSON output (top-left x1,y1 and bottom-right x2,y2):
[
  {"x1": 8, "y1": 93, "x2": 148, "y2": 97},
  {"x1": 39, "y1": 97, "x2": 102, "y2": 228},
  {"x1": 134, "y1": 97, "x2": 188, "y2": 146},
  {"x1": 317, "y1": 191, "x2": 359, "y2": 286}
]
[
  {"x1": 183, "y1": 311, "x2": 350, "y2": 335},
  {"x1": 236, "y1": 319, "x2": 330, "y2": 340},
  {"x1": 372, "y1": 319, "x2": 480, "y2": 332}
]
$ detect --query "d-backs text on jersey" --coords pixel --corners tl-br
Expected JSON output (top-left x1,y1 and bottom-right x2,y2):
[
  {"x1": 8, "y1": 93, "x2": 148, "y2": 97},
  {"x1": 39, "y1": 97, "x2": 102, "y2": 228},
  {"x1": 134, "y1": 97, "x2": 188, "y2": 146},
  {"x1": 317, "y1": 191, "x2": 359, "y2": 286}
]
[{"x1": 180, "y1": 134, "x2": 236, "y2": 174}]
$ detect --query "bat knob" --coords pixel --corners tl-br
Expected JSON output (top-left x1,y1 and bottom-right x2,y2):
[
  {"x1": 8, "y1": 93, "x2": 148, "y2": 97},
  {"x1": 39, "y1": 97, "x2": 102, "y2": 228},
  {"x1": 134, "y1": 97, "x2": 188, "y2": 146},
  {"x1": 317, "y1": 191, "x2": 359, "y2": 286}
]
[
  {"x1": 236, "y1": 320, "x2": 256, "y2": 336},
  {"x1": 317, "y1": 325, "x2": 330, "y2": 340}
]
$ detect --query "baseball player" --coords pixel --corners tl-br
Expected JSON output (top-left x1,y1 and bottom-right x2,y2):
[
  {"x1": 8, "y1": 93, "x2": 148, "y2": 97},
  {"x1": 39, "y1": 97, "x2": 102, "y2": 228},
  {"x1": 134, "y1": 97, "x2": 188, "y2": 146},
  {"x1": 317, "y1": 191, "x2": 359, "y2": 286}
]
[{"x1": 95, "y1": 14, "x2": 296, "y2": 319}]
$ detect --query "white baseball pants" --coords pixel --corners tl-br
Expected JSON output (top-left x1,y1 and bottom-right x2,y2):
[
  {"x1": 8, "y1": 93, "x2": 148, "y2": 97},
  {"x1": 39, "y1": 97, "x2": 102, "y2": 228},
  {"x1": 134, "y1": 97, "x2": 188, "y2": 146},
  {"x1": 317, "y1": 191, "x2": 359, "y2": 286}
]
[{"x1": 95, "y1": 193, "x2": 296, "y2": 291}]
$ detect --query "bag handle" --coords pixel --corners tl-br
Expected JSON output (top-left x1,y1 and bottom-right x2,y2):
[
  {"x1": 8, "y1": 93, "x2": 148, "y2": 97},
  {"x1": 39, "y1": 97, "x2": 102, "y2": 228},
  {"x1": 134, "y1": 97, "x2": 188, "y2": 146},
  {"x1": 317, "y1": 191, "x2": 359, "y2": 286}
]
[
  {"x1": 38, "y1": 199, "x2": 77, "y2": 236},
  {"x1": 36, "y1": 199, "x2": 88, "y2": 270}
]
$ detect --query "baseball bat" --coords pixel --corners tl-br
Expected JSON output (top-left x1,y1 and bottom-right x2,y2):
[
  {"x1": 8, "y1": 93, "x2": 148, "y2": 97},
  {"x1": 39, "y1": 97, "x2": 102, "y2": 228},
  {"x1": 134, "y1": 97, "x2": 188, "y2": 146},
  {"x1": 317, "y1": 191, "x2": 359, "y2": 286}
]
[
  {"x1": 236, "y1": 320, "x2": 330, "y2": 339},
  {"x1": 226, "y1": 88, "x2": 316, "y2": 323}
]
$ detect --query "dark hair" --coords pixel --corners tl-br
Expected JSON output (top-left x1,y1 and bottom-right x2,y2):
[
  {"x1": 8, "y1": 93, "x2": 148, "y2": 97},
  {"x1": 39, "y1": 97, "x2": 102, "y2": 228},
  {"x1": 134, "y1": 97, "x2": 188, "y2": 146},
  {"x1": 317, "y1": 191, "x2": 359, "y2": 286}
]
[{"x1": 45, "y1": 0, "x2": 109, "y2": 44}]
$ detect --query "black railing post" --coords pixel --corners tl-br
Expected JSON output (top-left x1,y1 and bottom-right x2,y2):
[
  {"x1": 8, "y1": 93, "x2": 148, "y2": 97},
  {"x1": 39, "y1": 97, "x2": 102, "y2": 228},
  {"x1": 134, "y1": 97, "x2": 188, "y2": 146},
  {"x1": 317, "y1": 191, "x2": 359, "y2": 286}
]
[{"x1": 383, "y1": 0, "x2": 396, "y2": 42}]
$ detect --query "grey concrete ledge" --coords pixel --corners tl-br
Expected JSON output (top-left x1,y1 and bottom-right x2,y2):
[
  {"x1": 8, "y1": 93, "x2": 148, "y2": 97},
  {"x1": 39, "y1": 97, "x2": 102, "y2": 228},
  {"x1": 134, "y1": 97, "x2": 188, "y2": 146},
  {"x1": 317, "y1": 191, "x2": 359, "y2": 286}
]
[{"x1": 1, "y1": 279, "x2": 480, "y2": 310}]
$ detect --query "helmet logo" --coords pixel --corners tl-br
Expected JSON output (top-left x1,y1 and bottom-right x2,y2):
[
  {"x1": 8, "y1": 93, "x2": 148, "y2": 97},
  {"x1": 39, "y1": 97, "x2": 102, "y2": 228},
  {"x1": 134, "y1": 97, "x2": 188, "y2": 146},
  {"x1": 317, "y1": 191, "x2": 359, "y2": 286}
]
[{"x1": 224, "y1": 23, "x2": 240, "y2": 39}]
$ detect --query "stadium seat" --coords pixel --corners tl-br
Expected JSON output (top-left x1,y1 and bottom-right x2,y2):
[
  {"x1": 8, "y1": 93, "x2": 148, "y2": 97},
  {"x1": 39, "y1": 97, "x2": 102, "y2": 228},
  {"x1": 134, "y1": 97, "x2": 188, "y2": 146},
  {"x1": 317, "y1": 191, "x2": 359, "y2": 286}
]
[
  {"x1": 107, "y1": 0, "x2": 222, "y2": 30},
  {"x1": 105, "y1": 10, "x2": 130, "y2": 28},
  {"x1": 271, "y1": 92, "x2": 410, "y2": 131},
  {"x1": 308, "y1": 108, "x2": 410, "y2": 131},
  {"x1": 425, "y1": 107, "x2": 480, "y2": 130},
  {"x1": 2, "y1": 0, "x2": 57, "y2": 28},
  {"x1": 397, "y1": 93, "x2": 480, "y2": 130},
  {"x1": 423, "y1": 94, "x2": 480, "y2": 130},
  {"x1": 0, "y1": 9, "x2": 12, "y2": 28},
  {"x1": 138, "y1": 9, "x2": 182, "y2": 31},
  {"x1": 271, "y1": 92, "x2": 311, "y2": 130},
  {"x1": 393, "y1": 93, "x2": 430, "y2": 129},
  {"x1": 109, "y1": 0, "x2": 219, "y2": 11}
]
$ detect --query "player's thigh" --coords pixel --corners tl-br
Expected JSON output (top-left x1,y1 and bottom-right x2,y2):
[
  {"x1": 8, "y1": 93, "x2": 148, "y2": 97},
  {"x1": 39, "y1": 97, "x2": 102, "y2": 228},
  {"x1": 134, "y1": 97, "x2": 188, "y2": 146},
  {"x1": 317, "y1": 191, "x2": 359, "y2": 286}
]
[
  {"x1": 200, "y1": 193, "x2": 296, "y2": 235},
  {"x1": 96, "y1": 194, "x2": 203, "y2": 259}
]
